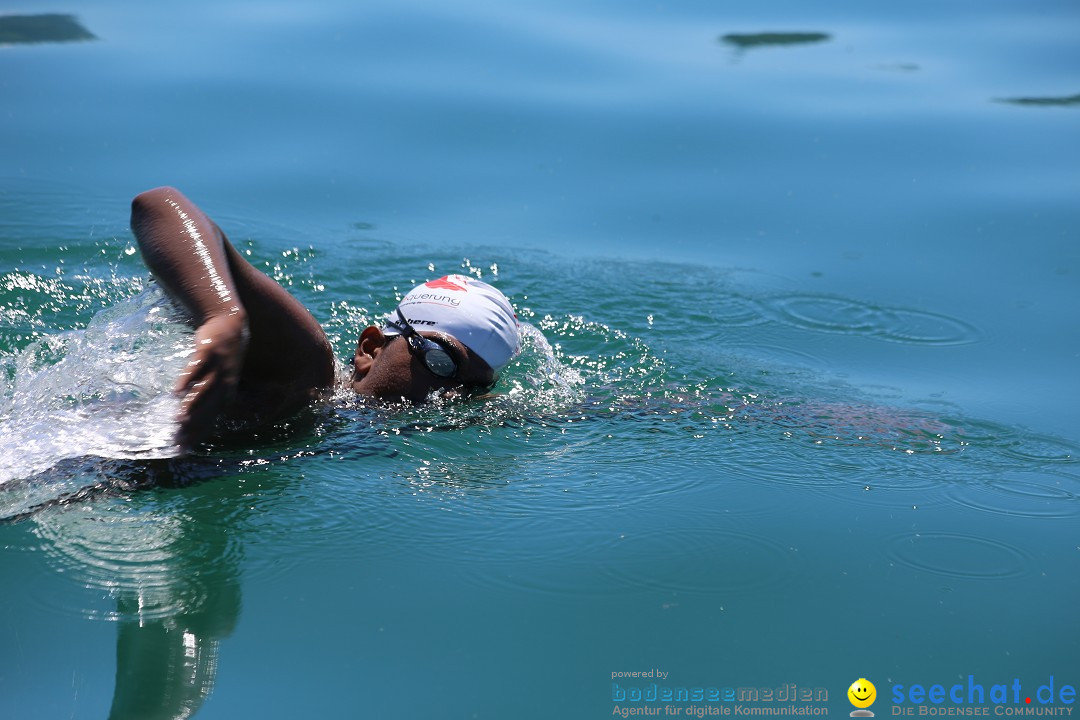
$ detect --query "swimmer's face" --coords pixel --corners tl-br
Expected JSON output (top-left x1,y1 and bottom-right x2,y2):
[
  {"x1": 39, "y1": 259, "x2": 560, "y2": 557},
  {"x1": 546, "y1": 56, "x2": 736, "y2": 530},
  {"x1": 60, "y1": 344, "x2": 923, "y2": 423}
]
[
  {"x1": 848, "y1": 679, "x2": 876, "y2": 709},
  {"x1": 350, "y1": 326, "x2": 495, "y2": 403}
]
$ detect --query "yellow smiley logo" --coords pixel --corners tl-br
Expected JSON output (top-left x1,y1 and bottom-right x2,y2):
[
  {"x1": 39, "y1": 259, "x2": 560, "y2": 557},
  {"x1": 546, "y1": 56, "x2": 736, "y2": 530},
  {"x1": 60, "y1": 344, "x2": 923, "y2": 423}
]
[{"x1": 848, "y1": 678, "x2": 877, "y2": 709}]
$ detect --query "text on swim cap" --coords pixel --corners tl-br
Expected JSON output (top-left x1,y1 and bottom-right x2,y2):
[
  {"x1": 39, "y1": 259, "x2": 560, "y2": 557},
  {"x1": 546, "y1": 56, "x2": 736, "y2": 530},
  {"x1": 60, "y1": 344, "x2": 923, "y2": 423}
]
[{"x1": 401, "y1": 292, "x2": 461, "y2": 307}]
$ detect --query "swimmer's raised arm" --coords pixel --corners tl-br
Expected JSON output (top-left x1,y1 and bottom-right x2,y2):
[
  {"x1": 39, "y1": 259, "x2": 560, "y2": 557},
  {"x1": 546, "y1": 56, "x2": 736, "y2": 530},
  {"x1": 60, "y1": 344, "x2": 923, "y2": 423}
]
[{"x1": 131, "y1": 187, "x2": 334, "y2": 451}]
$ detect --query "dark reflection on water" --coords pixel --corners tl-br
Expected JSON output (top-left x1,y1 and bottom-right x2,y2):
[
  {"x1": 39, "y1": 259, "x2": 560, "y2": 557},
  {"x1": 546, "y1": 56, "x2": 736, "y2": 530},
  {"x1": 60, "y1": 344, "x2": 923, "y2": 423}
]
[
  {"x1": 0, "y1": 14, "x2": 95, "y2": 45},
  {"x1": 996, "y1": 93, "x2": 1080, "y2": 108},
  {"x1": 0, "y1": 438, "x2": 329, "y2": 523},
  {"x1": 31, "y1": 488, "x2": 241, "y2": 720},
  {"x1": 719, "y1": 31, "x2": 831, "y2": 51},
  {"x1": 873, "y1": 63, "x2": 921, "y2": 73},
  {"x1": 9, "y1": 429, "x2": 394, "y2": 719}
]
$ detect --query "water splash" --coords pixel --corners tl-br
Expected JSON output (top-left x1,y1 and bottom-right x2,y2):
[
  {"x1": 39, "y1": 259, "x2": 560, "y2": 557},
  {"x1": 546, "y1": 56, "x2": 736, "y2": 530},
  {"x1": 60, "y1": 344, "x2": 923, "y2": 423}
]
[
  {"x1": 0, "y1": 287, "x2": 191, "y2": 493},
  {"x1": 0, "y1": 231, "x2": 1070, "y2": 534}
]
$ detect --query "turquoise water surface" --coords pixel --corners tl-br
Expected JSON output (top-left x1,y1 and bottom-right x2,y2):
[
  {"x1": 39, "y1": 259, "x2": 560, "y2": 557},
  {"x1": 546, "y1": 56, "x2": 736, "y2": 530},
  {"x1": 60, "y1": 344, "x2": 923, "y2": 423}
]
[{"x1": 1, "y1": 1, "x2": 1078, "y2": 718}]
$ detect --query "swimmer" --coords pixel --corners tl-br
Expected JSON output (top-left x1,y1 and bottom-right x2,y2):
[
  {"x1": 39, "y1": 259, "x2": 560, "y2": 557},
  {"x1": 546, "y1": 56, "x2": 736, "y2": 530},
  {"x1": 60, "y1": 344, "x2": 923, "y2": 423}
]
[{"x1": 130, "y1": 186, "x2": 519, "y2": 452}]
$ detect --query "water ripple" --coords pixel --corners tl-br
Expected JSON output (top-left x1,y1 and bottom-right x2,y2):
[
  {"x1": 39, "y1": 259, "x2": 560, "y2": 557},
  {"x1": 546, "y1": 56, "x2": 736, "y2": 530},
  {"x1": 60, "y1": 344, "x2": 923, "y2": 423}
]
[
  {"x1": 943, "y1": 471, "x2": 1080, "y2": 519},
  {"x1": 885, "y1": 531, "x2": 1032, "y2": 580},
  {"x1": 29, "y1": 497, "x2": 241, "y2": 621},
  {"x1": 703, "y1": 293, "x2": 771, "y2": 328},
  {"x1": 998, "y1": 433, "x2": 1080, "y2": 466},
  {"x1": 759, "y1": 293, "x2": 981, "y2": 346}
]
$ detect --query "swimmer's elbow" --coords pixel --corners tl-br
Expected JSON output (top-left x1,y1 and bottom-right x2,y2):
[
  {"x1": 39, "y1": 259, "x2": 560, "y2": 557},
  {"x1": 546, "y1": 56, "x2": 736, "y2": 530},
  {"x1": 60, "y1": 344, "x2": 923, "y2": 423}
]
[{"x1": 131, "y1": 186, "x2": 181, "y2": 224}]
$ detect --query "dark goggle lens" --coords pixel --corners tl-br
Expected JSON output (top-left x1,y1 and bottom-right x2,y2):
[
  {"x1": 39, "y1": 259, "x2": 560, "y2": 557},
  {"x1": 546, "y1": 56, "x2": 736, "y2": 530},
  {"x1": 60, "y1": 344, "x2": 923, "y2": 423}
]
[
  {"x1": 391, "y1": 310, "x2": 460, "y2": 379},
  {"x1": 405, "y1": 334, "x2": 457, "y2": 378},
  {"x1": 423, "y1": 346, "x2": 458, "y2": 378}
]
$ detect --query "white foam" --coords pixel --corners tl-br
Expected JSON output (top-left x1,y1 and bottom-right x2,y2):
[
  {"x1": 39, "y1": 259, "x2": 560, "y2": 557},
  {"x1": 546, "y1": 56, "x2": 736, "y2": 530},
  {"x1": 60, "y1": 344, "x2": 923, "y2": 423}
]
[{"x1": 0, "y1": 286, "x2": 193, "y2": 485}]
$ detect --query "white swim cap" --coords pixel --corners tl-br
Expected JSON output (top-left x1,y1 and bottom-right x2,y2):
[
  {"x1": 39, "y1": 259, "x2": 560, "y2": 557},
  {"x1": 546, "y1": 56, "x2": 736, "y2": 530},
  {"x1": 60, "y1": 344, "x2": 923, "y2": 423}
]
[{"x1": 384, "y1": 275, "x2": 520, "y2": 371}]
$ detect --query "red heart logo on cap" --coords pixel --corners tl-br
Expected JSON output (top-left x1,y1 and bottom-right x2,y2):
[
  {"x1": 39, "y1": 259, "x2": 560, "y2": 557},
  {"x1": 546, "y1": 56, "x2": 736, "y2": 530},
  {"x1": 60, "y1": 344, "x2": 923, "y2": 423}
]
[{"x1": 424, "y1": 276, "x2": 468, "y2": 292}]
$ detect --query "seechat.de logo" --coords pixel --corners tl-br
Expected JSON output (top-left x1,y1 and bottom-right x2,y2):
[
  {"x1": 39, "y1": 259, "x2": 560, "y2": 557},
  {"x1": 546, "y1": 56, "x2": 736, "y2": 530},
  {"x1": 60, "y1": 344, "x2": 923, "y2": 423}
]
[{"x1": 849, "y1": 678, "x2": 877, "y2": 717}]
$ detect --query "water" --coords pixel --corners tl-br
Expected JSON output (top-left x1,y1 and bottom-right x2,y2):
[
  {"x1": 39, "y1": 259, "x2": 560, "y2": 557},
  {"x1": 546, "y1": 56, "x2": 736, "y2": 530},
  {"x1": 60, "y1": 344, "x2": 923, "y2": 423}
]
[{"x1": 2, "y1": 1, "x2": 1078, "y2": 718}]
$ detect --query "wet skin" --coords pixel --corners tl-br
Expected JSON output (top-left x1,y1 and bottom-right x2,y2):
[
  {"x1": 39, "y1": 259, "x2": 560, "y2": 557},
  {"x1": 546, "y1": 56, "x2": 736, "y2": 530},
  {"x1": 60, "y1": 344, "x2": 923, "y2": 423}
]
[
  {"x1": 130, "y1": 186, "x2": 494, "y2": 451},
  {"x1": 350, "y1": 325, "x2": 495, "y2": 404}
]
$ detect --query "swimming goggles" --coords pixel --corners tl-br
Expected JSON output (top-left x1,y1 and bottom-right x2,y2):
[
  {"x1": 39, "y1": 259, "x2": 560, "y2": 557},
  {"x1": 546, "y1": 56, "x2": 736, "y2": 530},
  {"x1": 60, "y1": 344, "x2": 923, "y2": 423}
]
[{"x1": 385, "y1": 308, "x2": 460, "y2": 379}]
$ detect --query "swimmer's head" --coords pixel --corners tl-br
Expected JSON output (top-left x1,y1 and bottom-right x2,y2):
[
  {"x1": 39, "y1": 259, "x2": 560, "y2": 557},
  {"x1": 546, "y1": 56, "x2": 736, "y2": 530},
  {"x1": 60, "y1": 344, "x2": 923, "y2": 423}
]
[
  {"x1": 350, "y1": 275, "x2": 519, "y2": 402},
  {"x1": 382, "y1": 275, "x2": 520, "y2": 372}
]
